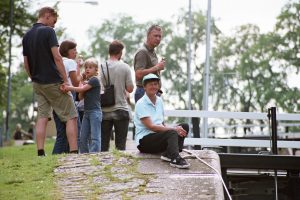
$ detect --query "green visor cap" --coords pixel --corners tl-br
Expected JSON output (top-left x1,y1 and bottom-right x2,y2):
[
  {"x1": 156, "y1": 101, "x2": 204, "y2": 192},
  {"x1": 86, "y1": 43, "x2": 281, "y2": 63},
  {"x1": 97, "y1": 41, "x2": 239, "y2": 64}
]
[{"x1": 142, "y1": 73, "x2": 160, "y2": 85}]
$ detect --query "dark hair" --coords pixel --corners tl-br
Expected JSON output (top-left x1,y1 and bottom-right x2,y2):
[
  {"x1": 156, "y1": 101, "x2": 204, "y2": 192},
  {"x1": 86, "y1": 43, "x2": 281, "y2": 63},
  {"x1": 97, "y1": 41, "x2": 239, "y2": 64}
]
[
  {"x1": 38, "y1": 7, "x2": 58, "y2": 18},
  {"x1": 147, "y1": 24, "x2": 162, "y2": 37},
  {"x1": 59, "y1": 40, "x2": 77, "y2": 57},
  {"x1": 109, "y1": 40, "x2": 124, "y2": 55}
]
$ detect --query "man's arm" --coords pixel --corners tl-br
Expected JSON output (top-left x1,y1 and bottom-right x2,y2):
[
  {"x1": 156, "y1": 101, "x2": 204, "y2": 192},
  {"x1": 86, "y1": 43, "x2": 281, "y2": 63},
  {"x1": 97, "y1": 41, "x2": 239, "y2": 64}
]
[
  {"x1": 135, "y1": 60, "x2": 165, "y2": 80},
  {"x1": 51, "y1": 46, "x2": 68, "y2": 83},
  {"x1": 134, "y1": 51, "x2": 165, "y2": 80},
  {"x1": 69, "y1": 71, "x2": 81, "y2": 87},
  {"x1": 23, "y1": 56, "x2": 31, "y2": 78},
  {"x1": 126, "y1": 85, "x2": 134, "y2": 93}
]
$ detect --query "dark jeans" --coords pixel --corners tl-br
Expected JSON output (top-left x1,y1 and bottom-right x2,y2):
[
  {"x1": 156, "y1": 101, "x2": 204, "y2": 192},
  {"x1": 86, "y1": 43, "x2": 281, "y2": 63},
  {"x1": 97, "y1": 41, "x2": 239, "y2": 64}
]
[
  {"x1": 137, "y1": 123, "x2": 189, "y2": 159},
  {"x1": 52, "y1": 111, "x2": 68, "y2": 154},
  {"x1": 79, "y1": 110, "x2": 84, "y2": 123},
  {"x1": 134, "y1": 87, "x2": 145, "y2": 103},
  {"x1": 101, "y1": 110, "x2": 130, "y2": 151}
]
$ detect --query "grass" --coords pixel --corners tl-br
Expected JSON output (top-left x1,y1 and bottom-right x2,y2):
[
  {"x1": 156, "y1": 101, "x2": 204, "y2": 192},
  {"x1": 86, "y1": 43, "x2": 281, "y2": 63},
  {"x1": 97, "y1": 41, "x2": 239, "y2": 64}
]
[
  {"x1": 0, "y1": 139, "x2": 60, "y2": 200},
  {"x1": 0, "y1": 142, "x2": 155, "y2": 199}
]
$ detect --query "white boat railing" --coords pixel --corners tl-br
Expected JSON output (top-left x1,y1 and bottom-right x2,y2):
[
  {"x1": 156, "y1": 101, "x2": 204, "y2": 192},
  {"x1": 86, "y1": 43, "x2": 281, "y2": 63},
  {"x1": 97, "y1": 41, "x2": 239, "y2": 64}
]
[{"x1": 164, "y1": 110, "x2": 300, "y2": 149}]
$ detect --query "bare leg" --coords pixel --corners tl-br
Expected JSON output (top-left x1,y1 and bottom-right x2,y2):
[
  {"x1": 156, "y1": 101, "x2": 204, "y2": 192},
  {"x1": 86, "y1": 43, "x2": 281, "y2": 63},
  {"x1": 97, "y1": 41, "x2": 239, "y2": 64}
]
[
  {"x1": 36, "y1": 117, "x2": 48, "y2": 151},
  {"x1": 66, "y1": 117, "x2": 78, "y2": 152}
]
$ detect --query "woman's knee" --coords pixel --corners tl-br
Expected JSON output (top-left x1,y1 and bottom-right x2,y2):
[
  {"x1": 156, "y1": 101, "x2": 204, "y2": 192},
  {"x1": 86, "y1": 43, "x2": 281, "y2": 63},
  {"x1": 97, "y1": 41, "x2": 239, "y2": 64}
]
[{"x1": 165, "y1": 130, "x2": 178, "y2": 137}]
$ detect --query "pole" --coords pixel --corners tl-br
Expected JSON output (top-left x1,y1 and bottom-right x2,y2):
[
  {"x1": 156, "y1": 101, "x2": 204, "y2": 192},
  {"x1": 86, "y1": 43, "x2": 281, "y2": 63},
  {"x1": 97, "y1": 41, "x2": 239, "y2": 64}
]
[
  {"x1": 268, "y1": 107, "x2": 278, "y2": 154},
  {"x1": 267, "y1": 106, "x2": 278, "y2": 200},
  {"x1": 202, "y1": 0, "x2": 211, "y2": 138},
  {"x1": 187, "y1": 0, "x2": 192, "y2": 111},
  {"x1": 5, "y1": 0, "x2": 14, "y2": 141},
  {"x1": 187, "y1": 0, "x2": 192, "y2": 135}
]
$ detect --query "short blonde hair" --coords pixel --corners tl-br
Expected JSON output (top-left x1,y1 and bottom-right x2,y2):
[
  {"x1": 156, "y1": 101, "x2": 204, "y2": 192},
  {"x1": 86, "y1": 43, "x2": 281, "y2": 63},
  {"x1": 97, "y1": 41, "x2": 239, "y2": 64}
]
[{"x1": 84, "y1": 58, "x2": 98, "y2": 70}]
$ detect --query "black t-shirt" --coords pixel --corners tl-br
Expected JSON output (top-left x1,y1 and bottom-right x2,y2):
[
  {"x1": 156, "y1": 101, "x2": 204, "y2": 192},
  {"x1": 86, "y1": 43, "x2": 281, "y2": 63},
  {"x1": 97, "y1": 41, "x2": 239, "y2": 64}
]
[
  {"x1": 22, "y1": 23, "x2": 62, "y2": 84},
  {"x1": 84, "y1": 76, "x2": 101, "y2": 111}
]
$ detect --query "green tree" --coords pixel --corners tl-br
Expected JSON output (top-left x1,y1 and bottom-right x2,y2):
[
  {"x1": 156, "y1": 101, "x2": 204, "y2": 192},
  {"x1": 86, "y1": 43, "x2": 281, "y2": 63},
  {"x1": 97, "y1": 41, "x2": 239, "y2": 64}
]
[
  {"x1": 88, "y1": 15, "x2": 146, "y2": 64},
  {"x1": 275, "y1": 1, "x2": 300, "y2": 72},
  {"x1": 211, "y1": 1, "x2": 300, "y2": 115},
  {"x1": 274, "y1": 1, "x2": 300, "y2": 113},
  {"x1": 0, "y1": 1, "x2": 69, "y2": 136},
  {"x1": 163, "y1": 9, "x2": 220, "y2": 109},
  {"x1": 0, "y1": 0, "x2": 35, "y2": 132},
  {"x1": 9, "y1": 67, "x2": 34, "y2": 133}
]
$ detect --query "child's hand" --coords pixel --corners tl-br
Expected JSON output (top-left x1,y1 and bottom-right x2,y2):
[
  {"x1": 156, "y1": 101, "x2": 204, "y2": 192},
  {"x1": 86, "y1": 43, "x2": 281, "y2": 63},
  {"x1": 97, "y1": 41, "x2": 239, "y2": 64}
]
[
  {"x1": 81, "y1": 72, "x2": 87, "y2": 81},
  {"x1": 60, "y1": 83, "x2": 70, "y2": 93},
  {"x1": 76, "y1": 55, "x2": 84, "y2": 66}
]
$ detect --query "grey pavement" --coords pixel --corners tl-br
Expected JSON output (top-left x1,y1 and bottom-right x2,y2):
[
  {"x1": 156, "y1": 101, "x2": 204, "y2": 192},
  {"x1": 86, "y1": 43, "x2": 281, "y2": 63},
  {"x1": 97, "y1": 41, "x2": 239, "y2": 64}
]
[{"x1": 54, "y1": 135, "x2": 224, "y2": 199}]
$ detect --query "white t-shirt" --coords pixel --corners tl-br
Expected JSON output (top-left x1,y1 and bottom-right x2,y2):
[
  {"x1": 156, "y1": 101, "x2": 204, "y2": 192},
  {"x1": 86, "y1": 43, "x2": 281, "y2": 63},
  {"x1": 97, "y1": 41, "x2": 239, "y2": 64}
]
[{"x1": 63, "y1": 57, "x2": 77, "y2": 85}]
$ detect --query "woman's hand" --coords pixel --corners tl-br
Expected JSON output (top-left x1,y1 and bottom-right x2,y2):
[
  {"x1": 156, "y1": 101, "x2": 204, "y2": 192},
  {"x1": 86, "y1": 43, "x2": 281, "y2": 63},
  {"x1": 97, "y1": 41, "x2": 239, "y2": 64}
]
[{"x1": 175, "y1": 126, "x2": 187, "y2": 137}]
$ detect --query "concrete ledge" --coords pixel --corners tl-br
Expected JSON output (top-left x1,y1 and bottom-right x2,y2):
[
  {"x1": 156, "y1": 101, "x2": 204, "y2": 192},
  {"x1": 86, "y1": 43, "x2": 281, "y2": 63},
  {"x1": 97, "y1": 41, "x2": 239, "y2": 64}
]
[
  {"x1": 55, "y1": 150, "x2": 224, "y2": 200},
  {"x1": 128, "y1": 150, "x2": 224, "y2": 200}
]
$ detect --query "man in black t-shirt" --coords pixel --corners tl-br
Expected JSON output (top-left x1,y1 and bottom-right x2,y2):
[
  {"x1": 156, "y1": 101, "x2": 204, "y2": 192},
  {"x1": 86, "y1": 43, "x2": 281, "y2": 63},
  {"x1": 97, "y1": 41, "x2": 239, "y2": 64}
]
[{"x1": 22, "y1": 7, "x2": 78, "y2": 156}]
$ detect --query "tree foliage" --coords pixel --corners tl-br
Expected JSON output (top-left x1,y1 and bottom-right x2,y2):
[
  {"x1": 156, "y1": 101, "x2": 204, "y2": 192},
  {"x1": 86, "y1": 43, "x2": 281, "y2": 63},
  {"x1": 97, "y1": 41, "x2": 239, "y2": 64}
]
[
  {"x1": 275, "y1": 1, "x2": 300, "y2": 72},
  {"x1": 210, "y1": 1, "x2": 300, "y2": 114},
  {"x1": 9, "y1": 68, "x2": 34, "y2": 130},
  {"x1": 212, "y1": 25, "x2": 289, "y2": 112},
  {"x1": 0, "y1": 0, "x2": 35, "y2": 131},
  {"x1": 88, "y1": 15, "x2": 146, "y2": 64},
  {"x1": 163, "y1": 9, "x2": 220, "y2": 109}
]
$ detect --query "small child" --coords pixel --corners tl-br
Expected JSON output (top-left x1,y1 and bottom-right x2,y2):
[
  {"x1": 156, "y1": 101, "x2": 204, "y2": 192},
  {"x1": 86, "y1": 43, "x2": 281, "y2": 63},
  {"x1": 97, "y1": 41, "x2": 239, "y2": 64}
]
[{"x1": 64, "y1": 58, "x2": 102, "y2": 153}]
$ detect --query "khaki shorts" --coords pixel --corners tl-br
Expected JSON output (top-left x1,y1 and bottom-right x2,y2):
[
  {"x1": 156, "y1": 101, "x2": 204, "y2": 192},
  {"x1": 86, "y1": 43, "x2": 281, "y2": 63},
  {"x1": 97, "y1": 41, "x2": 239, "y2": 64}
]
[{"x1": 33, "y1": 82, "x2": 78, "y2": 122}]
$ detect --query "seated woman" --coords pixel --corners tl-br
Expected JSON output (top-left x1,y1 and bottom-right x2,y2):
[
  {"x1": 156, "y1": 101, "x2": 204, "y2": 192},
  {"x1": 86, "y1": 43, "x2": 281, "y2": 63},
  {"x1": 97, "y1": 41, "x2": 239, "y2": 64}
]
[
  {"x1": 13, "y1": 123, "x2": 33, "y2": 141},
  {"x1": 134, "y1": 74, "x2": 190, "y2": 169}
]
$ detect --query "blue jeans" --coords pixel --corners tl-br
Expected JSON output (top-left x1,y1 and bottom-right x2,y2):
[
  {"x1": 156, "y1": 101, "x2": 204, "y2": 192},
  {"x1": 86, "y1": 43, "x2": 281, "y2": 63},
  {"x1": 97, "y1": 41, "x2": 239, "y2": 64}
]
[
  {"x1": 134, "y1": 87, "x2": 145, "y2": 103},
  {"x1": 80, "y1": 109, "x2": 102, "y2": 153}
]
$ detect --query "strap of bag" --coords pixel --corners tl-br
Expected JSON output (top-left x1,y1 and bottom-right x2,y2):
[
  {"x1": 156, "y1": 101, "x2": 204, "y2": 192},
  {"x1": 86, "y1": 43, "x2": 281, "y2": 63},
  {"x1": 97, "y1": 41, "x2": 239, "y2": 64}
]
[
  {"x1": 100, "y1": 62, "x2": 111, "y2": 87},
  {"x1": 105, "y1": 62, "x2": 111, "y2": 85}
]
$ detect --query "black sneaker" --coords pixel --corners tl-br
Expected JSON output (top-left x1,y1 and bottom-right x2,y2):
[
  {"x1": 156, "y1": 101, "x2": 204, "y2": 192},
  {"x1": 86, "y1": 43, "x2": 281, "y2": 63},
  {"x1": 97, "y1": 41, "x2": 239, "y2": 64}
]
[
  {"x1": 170, "y1": 156, "x2": 190, "y2": 169},
  {"x1": 37, "y1": 149, "x2": 46, "y2": 156},
  {"x1": 160, "y1": 152, "x2": 172, "y2": 162}
]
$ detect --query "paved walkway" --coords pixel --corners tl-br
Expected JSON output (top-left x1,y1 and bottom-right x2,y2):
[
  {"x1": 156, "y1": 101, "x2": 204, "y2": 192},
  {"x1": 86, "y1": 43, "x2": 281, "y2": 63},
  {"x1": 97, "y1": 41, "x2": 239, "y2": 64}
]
[{"x1": 54, "y1": 141, "x2": 224, "y2": 200}]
